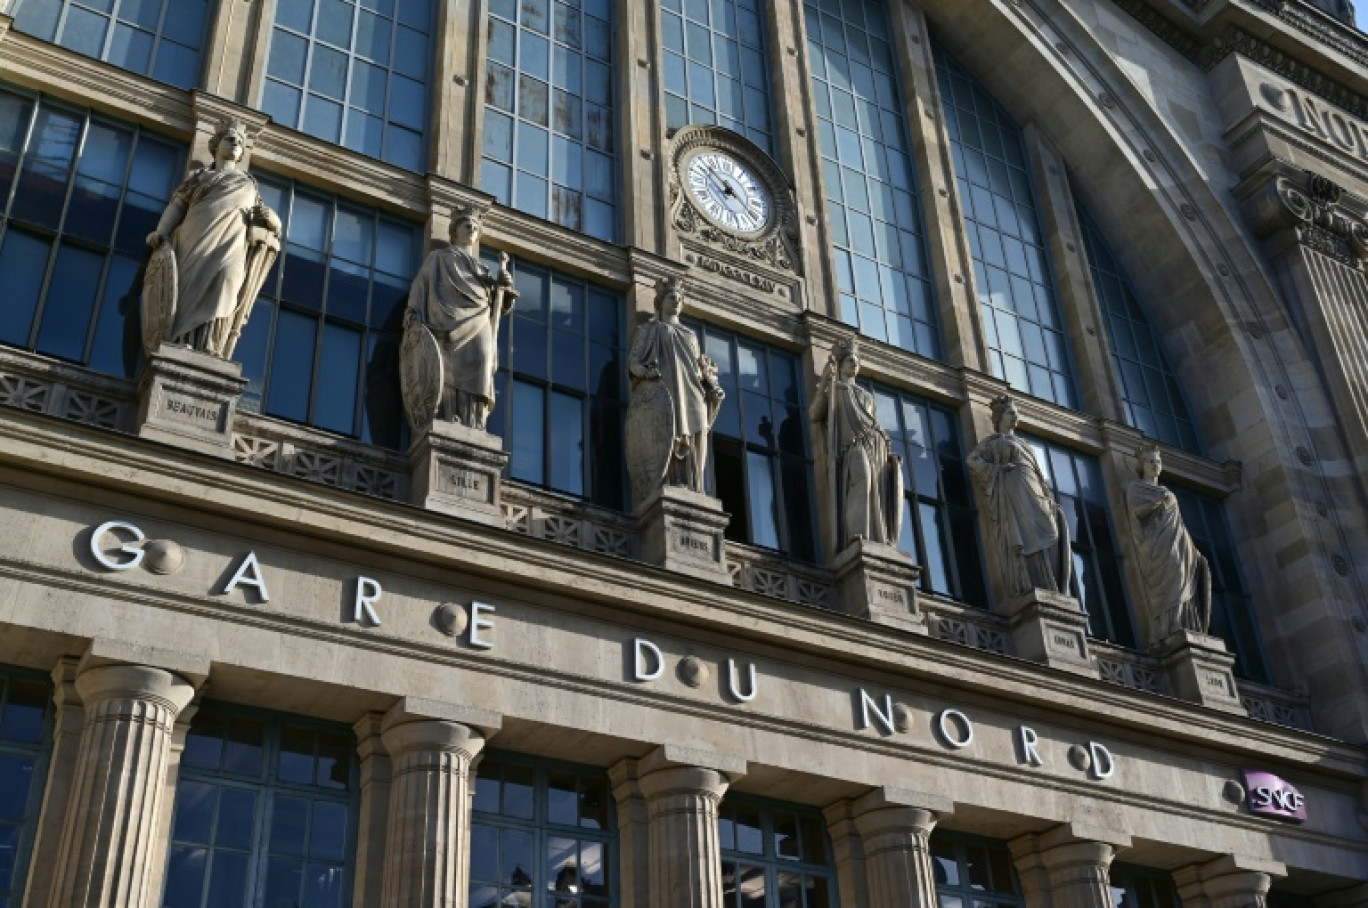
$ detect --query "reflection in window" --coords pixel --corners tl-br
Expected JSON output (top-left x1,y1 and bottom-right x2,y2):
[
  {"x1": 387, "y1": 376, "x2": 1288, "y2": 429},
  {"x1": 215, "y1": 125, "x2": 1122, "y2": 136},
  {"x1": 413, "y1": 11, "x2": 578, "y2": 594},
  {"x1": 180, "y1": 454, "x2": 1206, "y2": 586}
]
[
  {"x1": 0, "y1": 88, "x2": 183, "y2": 377},
  {"x1": 486, "y1": 255, "x2": 626, "y2": 509},
  {"x1": 0, "y1": 668, "x2": 52, "y2": 907},
  {"x1": 1110, "y1": 864, "x2": 1180, "y2": 908},
  {"x1": 1170, "y1": 486, "x2": 1271, "y2": 682},
  {"x1": 718, "y1": 798, "x2": 835, "y2": 908},
  {"x1": 931, "y1": 833, "x2": 1024, "y2": 907},
  {"x1": 935, "y1": 48, "x2": 1078, "y2": 408},
  {"x1": 865, "y1": 383, "x2": 984, "y2": 604},
  {"x1": 162, "y1": 705, "x2": 357, "y2": 908},
  {"x1": 1025, "y1": 437, "x2": 1135, "y2": 647},
  {"x1": 235, "y1": 175, "x2": 419, "y2": 450},
  {"x1": 11, "y1": 0, "x2": 210, "y2": 88},
  {"x1": 482, "y1": 0, "x2": 617, "y2": 241},
  {"x1": 1079, "y1": 210, "x2": 1202, "y2": 453},
  {"x1": 807, "y1": 0, "x2": 939, "y2": 357},
  {"x1": 662, "y1": 0, "x2": 775, "y2": 154},
  {"x1": 470, "y1": 753, "x2": 614, "y2": 908},
  {"x1": 260, "y1": 0, "x2": 435, "y2": 171},
  {"x1": 688, "y1": 322, "x2": 816, "y2": 560}
]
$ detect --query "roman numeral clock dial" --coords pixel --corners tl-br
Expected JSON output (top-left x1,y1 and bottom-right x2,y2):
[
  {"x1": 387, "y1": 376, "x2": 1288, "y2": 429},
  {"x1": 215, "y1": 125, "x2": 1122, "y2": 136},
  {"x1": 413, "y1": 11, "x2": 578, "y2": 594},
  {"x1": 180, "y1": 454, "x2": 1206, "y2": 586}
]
[{"x1": 684, "y1": 151, "x2": 772, "y2": 236}]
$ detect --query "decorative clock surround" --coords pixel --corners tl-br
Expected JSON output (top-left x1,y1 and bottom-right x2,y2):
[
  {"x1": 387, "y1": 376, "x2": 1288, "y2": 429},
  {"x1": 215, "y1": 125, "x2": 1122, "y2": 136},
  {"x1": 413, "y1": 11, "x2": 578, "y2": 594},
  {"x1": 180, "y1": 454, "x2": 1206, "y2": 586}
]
[{"x1": 667, "y1": 125, "x2": 801, "y2": 278}]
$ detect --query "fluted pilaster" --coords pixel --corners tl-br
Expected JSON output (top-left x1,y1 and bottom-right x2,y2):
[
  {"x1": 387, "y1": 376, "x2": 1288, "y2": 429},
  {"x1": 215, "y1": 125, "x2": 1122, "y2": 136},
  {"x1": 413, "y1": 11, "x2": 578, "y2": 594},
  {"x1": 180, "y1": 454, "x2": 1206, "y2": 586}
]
[
  {"x1": 853, "y1": 803, "x2": 940, "y2": 907},
  {"x1": 46, "y1": 663, "x2": 196, "y2": 908},
  {"x1": 1011, "y1": 827, "x2": 1125, "y2": 908},
  {"x1": 379, "y1": 713, "x2": 486, "y2": 908},
  {"x1": 636, "y1": 759, "x2": 732, "y2": 908},
  {"x1": 1175, "y1": 856, "x2": 1279, "y2": 908}
]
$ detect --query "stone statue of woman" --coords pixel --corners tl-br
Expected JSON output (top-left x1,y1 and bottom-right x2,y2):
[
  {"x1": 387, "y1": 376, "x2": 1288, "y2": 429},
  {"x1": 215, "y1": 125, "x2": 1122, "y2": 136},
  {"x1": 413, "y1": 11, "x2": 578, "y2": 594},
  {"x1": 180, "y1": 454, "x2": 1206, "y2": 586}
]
[
  {"x1": 1126, "y1": 442, "x2": 1212, "y2": 639},
  {"x1": 809, "y1": 339, "x2": 903, "y2": 552},
  {"x1": 400, "y1": 204, "x2": 517, "y2": 434},
  {"x1": 624, "y1": 278, "x2": 724, "y2": 507},
  {"x1": 966, "y1": 395, "x2": 1072, "y2": 599},
  {"x1": 142, "y1": 118, "x2": 282, "y2": 359}
]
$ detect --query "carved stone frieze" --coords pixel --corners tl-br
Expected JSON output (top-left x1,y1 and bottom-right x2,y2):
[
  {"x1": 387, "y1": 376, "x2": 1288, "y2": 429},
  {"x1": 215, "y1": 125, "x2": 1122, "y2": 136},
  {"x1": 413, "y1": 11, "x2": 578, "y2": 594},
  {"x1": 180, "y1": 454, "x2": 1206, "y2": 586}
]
[
  {"x1": 666, "y1": 125, "x2": 802, "y2": 286},
  {"x1": 1245, "y1": 170, "x2": 1368, "y2": 267}
]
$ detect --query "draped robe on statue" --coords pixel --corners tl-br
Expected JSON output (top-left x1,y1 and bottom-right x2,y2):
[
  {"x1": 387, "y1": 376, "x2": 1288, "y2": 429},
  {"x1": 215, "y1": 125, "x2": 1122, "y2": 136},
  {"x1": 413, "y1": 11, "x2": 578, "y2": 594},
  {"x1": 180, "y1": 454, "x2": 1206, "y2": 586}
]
[
  {"x1": 626, "y1": 319, "x2": 712, "y2": 495},
  {"x1": 1126, "y1": 479, "x2": 1211, "y2": 637},
  {"x1": 814, "y1": 379, "x2": 900, "y2": 549},
  {"x1": 967, "y1": 433, "x2": 1071, "y2": 597},
  {"x1": 407, "y1": 245, "x2": 499, "y2": 414},
  {"x1": 168, "y1": 168, "x2": 259, "y2": 347}
]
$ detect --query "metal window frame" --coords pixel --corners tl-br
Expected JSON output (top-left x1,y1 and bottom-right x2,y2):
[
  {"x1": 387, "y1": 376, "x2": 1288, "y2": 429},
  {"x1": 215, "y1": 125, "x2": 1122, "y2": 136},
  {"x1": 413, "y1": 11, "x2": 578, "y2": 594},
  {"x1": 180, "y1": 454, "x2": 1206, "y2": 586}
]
[
  {"x1": 717, "y1": 793, "x2": 840, "y2": 908},
  {"x1": 167, "y1": 701, "x2": 361, "y2": 908},
  {"x1": 39, "y1": 0, "x2": 210, "y2": 87},
  {"x1": 929, "y1": 830, "x2": 1026, "y2": 906}
]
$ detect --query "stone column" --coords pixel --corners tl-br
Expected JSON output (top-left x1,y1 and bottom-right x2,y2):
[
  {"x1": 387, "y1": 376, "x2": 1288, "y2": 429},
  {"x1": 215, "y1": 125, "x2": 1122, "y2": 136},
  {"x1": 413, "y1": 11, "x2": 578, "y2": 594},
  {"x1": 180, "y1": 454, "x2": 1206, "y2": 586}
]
[
  {"x1": 22, "y1": 658, "x2": 83, "y2": 908},
  {"x1": 1174, "y1": 855, "x2": 1281, "y2": 908},
  {"x1": 609, "y1": 758, "x2": 652, "y2": 908},
  {"x1": 635, "y1": 746, "x2": 743, "y2": 908},
  {"x1": 821, "y1": 800, "x2": 869, "y2": 908},
  {"x1": 850, "y1": 789, "x2": 950, "y2": 908},
  {"x1": 351, "y1": 712, "x2": 392, "y2": 908},
  {"x1": 45, "y1": 662, "x2": 198, "y2": 908},
  {"x1": 1010, "y1": 826, "x2": 1129, "y2": 908},
  {"x1": 378, "y1": 699, "x2": 500, "y2": 908}
]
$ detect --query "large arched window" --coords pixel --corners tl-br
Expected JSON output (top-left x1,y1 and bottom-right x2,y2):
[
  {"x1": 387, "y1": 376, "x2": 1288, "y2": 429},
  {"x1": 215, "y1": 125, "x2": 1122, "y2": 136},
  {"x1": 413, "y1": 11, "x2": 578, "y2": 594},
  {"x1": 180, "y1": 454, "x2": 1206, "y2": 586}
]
[
  {"x1": 935, "y1": 47, "x2": 1078, "y2": 409},
  {"x1": 10, "y1": 0, "x2": 211, "y2": 89},
  {"x1": 481, "y1": 0, "x2": 617, "y2": 241},
  {"x1": 1079, "y1": 209, "x2": 1202, "y2": 453},
  {"x1": 260, "y1": 0, "x2": 437, "y2": 171},
  {"x1": 807, "y1": 0, "x2": 940, "y2": 358},
  {"x1": 662, "y1": 0, "x2": 776, "y2": 155}
]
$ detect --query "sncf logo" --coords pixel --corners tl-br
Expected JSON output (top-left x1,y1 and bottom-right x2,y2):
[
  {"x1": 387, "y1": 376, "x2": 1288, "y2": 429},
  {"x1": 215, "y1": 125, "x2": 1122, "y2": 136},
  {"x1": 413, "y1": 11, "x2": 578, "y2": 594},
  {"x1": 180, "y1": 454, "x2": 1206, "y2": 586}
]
[{"x1": 1242, "y1": 770, "x2": 1308, "y2": 823}]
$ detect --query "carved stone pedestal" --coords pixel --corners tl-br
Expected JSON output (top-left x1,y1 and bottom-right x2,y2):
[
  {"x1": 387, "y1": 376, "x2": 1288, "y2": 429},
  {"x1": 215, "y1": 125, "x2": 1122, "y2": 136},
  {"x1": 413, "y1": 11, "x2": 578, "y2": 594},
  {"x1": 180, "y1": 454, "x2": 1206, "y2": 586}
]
[
  {"x1": 831, "y1": 540, "x2": 926, "y2": 634},
  {"x1": 408, "y1": 421, "x2": 508, "y2": 527},
  {"x1": 636, "y1": 486, "x2": 731, "y2": 582},
  {"x1": 998, "y1": 589, "x2": 1097, "y2": 677},
  {"x1": 1154, "y1": 630, "x2": 1245, "y2": 715},
  {"x1": 135, "y1": 344, "x2": 246, "y2": 458}
]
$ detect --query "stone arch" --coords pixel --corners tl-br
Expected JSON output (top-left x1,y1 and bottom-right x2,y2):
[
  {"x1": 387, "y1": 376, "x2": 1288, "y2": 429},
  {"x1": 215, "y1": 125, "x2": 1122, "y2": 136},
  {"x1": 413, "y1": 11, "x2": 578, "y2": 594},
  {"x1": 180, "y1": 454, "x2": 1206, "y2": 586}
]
[{"x1": 916, "y1": 0, "x2": 1368, "y2": 740}]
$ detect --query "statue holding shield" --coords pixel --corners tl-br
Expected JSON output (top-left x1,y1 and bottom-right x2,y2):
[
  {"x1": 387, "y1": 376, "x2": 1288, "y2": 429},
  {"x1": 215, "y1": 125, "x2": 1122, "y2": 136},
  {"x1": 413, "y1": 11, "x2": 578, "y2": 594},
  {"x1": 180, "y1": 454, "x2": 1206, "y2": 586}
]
[
  {"x1": 400, "y1": 204, "x2": 517, "y2": 434},
  {"x1": 624, "y1": 278, "x2": 724, "y2": 507},
  {"x1": 141, "y1": 118, "x2": 282, "y2": 359}
]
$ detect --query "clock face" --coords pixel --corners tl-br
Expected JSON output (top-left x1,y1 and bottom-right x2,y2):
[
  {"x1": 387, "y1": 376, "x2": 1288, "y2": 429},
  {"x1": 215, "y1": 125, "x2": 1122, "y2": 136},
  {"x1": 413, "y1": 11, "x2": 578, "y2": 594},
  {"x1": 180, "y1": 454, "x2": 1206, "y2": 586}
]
[{"x1": 684, "y1": 151, "x2": 772, "y2": 234}]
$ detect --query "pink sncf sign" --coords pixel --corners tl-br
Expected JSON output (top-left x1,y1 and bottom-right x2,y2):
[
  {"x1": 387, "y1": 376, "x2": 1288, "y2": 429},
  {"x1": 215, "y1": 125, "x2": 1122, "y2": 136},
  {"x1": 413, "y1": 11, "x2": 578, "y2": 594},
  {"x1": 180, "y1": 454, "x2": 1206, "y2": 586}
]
[{"x1": 1242, "y1": 770, "x2": 1308, "y2": 823}]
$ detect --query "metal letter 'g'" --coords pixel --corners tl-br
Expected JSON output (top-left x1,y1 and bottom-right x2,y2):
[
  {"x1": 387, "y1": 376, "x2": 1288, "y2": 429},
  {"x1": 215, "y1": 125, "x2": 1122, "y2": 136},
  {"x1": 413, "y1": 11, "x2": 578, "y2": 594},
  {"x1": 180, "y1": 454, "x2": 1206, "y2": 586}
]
[{"x1": 90, "y1": 521, "x2": 146, "y2": 572}]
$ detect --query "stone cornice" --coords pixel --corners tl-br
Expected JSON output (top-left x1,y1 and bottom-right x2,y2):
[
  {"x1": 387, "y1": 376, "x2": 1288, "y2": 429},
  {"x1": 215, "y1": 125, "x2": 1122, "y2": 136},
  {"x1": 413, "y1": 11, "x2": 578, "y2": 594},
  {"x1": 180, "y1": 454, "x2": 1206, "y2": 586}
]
[
  {"x1": 3, "y1": 405, "x2": 1348, "y2": 777},
  {"x1": 1110, "y1": 0, "x2": 1368, "y2": 118},
  {"x1": 252, "y1": 122, "x2": 427, "y2": 217}
]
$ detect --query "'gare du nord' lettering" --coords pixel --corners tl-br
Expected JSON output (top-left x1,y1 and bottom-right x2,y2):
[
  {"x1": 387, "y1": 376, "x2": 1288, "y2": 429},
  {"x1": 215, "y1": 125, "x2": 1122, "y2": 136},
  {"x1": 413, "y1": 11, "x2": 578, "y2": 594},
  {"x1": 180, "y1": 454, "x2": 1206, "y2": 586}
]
[{"x1": 89, "y1": 519, "x2": 1117, "y2": 778}]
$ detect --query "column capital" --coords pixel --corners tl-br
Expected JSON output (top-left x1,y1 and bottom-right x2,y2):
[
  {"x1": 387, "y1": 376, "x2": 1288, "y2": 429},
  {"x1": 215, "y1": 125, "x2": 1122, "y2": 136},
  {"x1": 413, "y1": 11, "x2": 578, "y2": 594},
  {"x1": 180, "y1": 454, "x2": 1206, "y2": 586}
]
[
  {"x1": 1174, "y1": 854, "x2": 1283, "y2": 908},
  {"x1": 635, "y1": 744, "x2": 744, "y2": 805},
  {"x1": 78, "y1": 637, "x2": 210, "y2": 689},
  {"x1": 1010, "y1": 825, "x2": 1129, "y2": 908}
]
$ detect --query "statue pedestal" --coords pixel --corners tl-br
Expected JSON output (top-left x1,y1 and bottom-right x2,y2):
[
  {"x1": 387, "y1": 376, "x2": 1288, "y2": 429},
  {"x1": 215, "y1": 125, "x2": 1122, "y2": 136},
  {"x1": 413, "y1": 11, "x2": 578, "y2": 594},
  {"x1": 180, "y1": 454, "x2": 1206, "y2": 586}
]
[
  {"x1": 635, "y1": 486, "x2": 731, "y2": 582},
  {"x1": 408, "y1": 421, "x2": 508, "y2": 528},
  {"x1": 1154, "y1": 630, "x2": 1245, "y2": 715},
  {"x1": 830, "y1": 540, "x2": 926, "y2": 635},
  {"x1": 135, "y1": 344, "x2": 246, "y2": 458},
  {"x1": 998, "y1": 589, "x2": 1097, "y2": 677}
]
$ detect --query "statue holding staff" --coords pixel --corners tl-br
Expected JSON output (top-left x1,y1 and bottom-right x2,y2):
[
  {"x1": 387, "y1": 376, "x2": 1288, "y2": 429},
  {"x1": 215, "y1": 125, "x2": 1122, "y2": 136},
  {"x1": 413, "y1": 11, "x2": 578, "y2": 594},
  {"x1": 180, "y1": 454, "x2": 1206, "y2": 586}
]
[
  {"x1": 809, "y1": 339, "x2": 903, "y2": 551},
  {"x1": 966, "y1": 395, "x2": 1072, "y2": 599},
  {"x1": 142, "y1": 118, "x2": 282, "y2": 359},
  {"x1": 401, "y1": 204, "x2": 517, "y2": 434},
  {"x1": 624, "y1": 278, "x2": 724, "y2": 506},
  {"x1": 1126, "y1": 442, "x2": 1212, "y2": 639}
]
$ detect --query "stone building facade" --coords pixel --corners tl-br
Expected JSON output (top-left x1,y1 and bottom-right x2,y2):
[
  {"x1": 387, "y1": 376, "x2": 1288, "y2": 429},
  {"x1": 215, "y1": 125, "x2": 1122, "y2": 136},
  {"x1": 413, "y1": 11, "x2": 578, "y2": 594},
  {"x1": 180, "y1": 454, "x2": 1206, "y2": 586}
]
[{"x1": 0, "y1": 0, "x2": 1365, "y2": 905}]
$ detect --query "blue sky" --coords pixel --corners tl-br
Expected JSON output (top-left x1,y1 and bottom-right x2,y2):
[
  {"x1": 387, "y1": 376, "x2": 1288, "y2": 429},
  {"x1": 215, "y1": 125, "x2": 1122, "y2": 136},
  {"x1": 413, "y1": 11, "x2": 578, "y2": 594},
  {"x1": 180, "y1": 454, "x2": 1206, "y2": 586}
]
[{"x1": 1355, "y1": 0, "x2": 1368, "y2": 27}]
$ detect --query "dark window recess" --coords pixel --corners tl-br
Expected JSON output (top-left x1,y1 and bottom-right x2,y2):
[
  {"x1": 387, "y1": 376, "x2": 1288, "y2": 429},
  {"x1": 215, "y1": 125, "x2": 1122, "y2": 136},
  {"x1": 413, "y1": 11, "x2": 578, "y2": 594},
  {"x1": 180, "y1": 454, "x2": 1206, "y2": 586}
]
[
  {"x1": 0, "y1": 668, "x2": 53, "y2": 907},
  {"x1": 470, "y1": 752, "x2": 615, "y2": 908},
  {"x1": 687, "y1": 320, "x2": 817, "y2": 561},
  {"x1": 1110, "y1": 863, "x2": 1181, "y2": 908},
  {"x1": 1025, "y1": 436, "x2": 1137, "y2": 648},
  {"x1": 718, "y1": 797, "x2": 837, "y2": 908},
  {"x1": 238, "y1": 174, "x2": 420, "y2": 450},
  {"x1": 485, "y1": 252, "x2": 627, "y2": 511},
  {"x1": 931, "y1": 832, "x2": 1025, "y2": 907},
  {"x1": 0, "y1": 87, "x2": 184, "y2": 378},
  {"x1": 162, "y1": 704, "x2": 358, "y2": 908}
]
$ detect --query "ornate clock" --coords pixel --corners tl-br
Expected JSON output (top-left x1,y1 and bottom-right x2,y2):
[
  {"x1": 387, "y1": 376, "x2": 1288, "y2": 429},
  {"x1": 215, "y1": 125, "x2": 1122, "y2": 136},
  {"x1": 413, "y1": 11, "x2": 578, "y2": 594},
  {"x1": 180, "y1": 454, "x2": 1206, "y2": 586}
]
[{"x1": 668, "y1": 125, "x2": 801, "y2": 279}]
